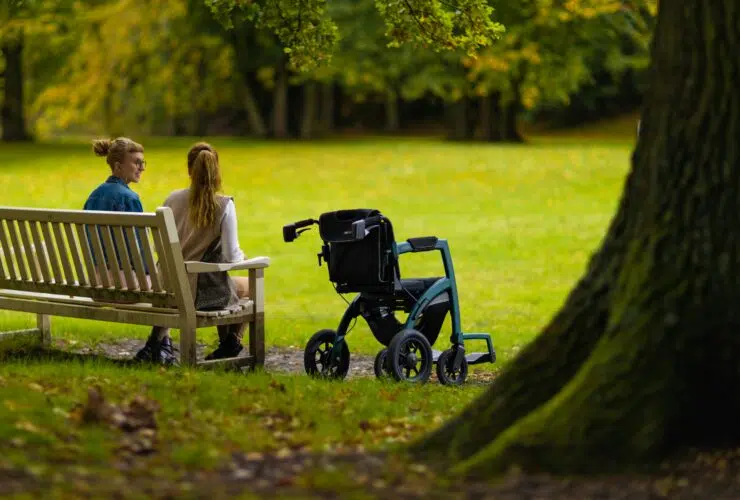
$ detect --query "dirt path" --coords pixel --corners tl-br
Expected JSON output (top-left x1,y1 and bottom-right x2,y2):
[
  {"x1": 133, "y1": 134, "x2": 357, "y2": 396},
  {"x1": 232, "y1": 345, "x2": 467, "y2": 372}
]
[{"x1": 63, "y1": 338, "x2": 497, "y2": 383}]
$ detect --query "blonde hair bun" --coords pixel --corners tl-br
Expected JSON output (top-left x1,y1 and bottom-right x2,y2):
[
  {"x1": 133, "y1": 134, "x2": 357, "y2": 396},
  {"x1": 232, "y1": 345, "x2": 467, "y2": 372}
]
[{"x1": 92, "y1": 139, "x2": 113, "y2": 157}]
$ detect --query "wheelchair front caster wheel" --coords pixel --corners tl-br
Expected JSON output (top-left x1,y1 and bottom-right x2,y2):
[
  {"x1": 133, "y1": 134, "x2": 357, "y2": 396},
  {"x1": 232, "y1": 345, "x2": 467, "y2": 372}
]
[
  {"x1": 374, "y1": 348, "x2": 390, "y2": 379},
  {"x1": 387, "y1": 329, "x2": 433, "y2": 383},
  {"x1": 304, "y1": 329, "x2": 350, "y2": 380},
  {"x1": 436, "y1": 348, "x2": 468, "y2": 386}
]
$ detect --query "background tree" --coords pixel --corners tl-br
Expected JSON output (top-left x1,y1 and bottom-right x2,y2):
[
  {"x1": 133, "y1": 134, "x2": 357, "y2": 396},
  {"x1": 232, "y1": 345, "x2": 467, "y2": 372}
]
[
  {"x1": 31, "y1": 0, "x2": 239, "y2": 137},
  {"x1": 0, "y1": 0, "x2": 75, "y2": 140},
  {"x1": 462, "y1": 0, "x2": 657, "y2": 142}
]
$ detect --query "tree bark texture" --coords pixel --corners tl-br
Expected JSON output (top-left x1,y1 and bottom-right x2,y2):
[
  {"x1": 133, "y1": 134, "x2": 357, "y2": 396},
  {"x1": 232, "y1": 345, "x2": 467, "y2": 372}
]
[
  {"x1": 271, "y1": 57, "x2": 289, "y2": 139},
  {"x1": 447, "y1": 97, "x2": 475, "y2": 141},
  {"x1": 385, "y1": 90, "x2": 400, "y2": 133},
  {"x1": 318, "y1": 82, "x2": 335, "y2": 135},
  {"x1": 229, "y1": 30, "x2": 267, "y2": 137},
  {"x1": 414, "y1": 0, "x2": 740, "y2": 475},
  {"x1": 300, "y1": 81, "x2": 318, "y2": 139},
  {"x1": 1, "y1": 35, "x2": 31, "y2": 142}
]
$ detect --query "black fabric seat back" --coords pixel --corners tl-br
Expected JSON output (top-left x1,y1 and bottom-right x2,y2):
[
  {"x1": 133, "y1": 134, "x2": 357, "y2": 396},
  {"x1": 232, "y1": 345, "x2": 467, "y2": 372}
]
[{"x1": 318, "y1": 209, "x2": 397, "y2": 293}]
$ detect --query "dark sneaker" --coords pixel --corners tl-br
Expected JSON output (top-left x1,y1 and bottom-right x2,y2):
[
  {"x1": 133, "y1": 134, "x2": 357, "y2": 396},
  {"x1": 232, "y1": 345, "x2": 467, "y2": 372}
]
[
  {"x1": 205, "y1": 341, "x2": 243, "y2": 361},
  {"x1": 158, "y1": 337, "x2": 179, "y2": 366},
  {"x1": 134, "y1": 337, "x2": 178, "y2": 366},
  {"x1": 134, "y1": 338, "x2": 159, "y2": 363}
]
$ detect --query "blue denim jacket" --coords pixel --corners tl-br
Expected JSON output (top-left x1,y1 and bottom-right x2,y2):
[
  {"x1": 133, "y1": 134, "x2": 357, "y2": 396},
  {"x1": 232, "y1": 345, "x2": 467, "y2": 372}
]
[
  {"x1": 83, "y1": 176, "x2": 144, "y2": 213},
  {"x1": 83, "y1": 176, "x2": 147, "y2": 272}
]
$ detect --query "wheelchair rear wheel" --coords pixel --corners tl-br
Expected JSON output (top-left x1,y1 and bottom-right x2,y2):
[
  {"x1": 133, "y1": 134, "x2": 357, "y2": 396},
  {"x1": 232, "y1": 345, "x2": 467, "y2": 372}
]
[
  {"x1": 304, "y1": 329, "x2": 350, "y2": 379},
  {"x1": 387, "y1": 329, "x2": 433, "y2": 383}
]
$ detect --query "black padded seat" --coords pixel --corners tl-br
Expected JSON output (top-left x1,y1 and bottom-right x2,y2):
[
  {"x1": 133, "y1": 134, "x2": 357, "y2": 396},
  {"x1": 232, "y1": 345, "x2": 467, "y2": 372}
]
[{"x1": 396, "y1": 277, "x2": 443, "y2": 300}]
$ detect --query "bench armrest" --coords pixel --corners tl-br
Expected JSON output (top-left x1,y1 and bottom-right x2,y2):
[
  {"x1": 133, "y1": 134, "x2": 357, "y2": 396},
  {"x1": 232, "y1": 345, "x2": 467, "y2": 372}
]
[{"x1": 184, "y1": 256, "x2": 270, "y2": 274}]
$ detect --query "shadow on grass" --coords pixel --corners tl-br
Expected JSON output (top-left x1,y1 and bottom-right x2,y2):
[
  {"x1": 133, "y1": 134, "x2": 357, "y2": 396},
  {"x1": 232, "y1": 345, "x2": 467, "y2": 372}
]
[{"x1": 0, "y1": 342, "x2": 142, "y2": 368}]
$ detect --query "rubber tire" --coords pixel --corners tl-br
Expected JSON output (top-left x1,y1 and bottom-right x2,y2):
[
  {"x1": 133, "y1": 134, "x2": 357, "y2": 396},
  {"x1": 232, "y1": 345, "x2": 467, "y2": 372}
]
[
  {"x1": 436, "y1": 348, "x2": 468, "y2": 386},
  {"x1": 373, "y1": 348, "x2": 390, "y2": 379},
  {"x1": 387, "y1": 329, "x2": 433, "y2": 383},
  {"x1": 304, "y1": 329, "x2": 350, "y2": 380}
]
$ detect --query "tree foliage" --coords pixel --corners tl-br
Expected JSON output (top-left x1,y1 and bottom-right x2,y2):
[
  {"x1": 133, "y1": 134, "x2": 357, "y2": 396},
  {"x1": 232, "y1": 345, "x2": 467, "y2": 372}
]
[{"x1": 204, "y1": 0, "x2": 504, "y2": 71}]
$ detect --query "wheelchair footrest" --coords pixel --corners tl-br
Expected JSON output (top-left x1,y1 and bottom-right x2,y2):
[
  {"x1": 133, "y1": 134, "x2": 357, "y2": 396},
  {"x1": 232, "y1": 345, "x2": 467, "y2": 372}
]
[
  {"x1": 432, "y1": 349, "x2": 495, "y2": 364},
  {"x1": 466, "y1": 352, "x2": 495, "y2": 365}
]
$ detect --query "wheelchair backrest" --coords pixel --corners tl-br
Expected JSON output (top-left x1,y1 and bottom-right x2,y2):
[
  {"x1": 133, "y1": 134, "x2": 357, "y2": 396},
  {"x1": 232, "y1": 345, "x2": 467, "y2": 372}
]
[{"x1": 318, "y1": 209, "x2": 397, "y2": 293}]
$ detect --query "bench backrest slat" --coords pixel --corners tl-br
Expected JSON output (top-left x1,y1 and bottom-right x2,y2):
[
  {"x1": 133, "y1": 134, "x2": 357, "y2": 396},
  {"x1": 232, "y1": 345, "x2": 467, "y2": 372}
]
[
  {"x1": 0, "y1": 221, "x2": 11, "y2": 279},
  {"x1": 86, "y1": 224, "x2": 112, "y2": 288},
  {"x1": 6, "y1": 220, "x2": 30, "y2": 281},
  {"x1": 51, "y1": 223, "x2": 73, "y2": 284},
  {"x1": 138, "y1": 227, "x2": 163, "y2": 292},
  {"x1": 150, "y1": 227, "x2": 173, "y2": 291},
  {"x1": 41, "y1": 222, "x2": 64, "y2": 283},
  {"x1": 19, "y1": 221, "x2": 42, "y2": 282},
  {"x1": 74, "y1": 223, "x2": 100, "y2": 287},
  {"x1": 63, "y1": 223, "x2": 87, "y2": 285},
  {"x1": 28, "y1": 222, "x2": 50, "y2": 282},
  {"x1": 112, "y1": 226, "x2": 137, "y2": 290},
  {"x1": 0, "y1": 208, "x2": 182, "y2": 309},
  {"x1": 99, "y1": 226, "x2": 123, "y2": 289},
  {"x1": 124, "y1": 226, "x2": 149, "y2": 291}
]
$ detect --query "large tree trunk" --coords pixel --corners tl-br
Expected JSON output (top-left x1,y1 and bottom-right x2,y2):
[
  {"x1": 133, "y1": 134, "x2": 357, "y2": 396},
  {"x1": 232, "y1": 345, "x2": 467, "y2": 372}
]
[
  {"x1": 242, "y1": 82, "x2": 267, "y2": 137},
  {"x1": 1, "y1": 35, "x2": 31, "y2": 142},
  {"x1": 500, "y1": 85, "x2": 524, "y2": 143},
  {"x1": 385, "y1": 90, "x2": 400, "y2": 133},
  {"x1": 480, "y1": 93, "x2": 503, "y2": 142},
  {"x1": 228, "y1": 29, "x2": 267, "y2": 137},
  {"x1": 271, "y1": 57, "x2": 289, "y2": 139},
  {"x1": 447, "y1": 97, "x2": 475, "y2": 141},
  {"x1": 414, "y1": 0, "x2": 740, "y2": 475},
  {"x1": 318, "y1": 82, "x2": 335, "y2": 135},
  {"x1": 300, "y1": 81, "x2": 318, "y2": 139}
]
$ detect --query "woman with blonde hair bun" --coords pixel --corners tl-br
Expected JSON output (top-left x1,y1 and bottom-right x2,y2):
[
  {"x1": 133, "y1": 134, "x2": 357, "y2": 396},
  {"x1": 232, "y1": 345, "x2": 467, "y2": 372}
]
[
  {"x1": 84, "y1": 137, "x2": 146, "y2": 212},
  {"x1": 134, "y1": 142, "x2": 250, "y2": 363},
  {"x1": 83, "y1": 138, "x2": 180, "y2": 364}
]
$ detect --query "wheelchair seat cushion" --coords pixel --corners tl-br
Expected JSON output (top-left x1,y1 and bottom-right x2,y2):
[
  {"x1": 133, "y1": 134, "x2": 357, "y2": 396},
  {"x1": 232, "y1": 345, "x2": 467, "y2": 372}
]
[{"x1": 397, "y1": 277, "x2": 443, "y2": 300}]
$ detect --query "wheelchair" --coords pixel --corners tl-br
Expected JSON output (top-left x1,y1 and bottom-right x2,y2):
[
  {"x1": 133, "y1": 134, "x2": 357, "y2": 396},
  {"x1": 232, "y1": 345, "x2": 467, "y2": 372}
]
[{"x1": 283, "y1": 209, "x2": 496, "y2": 385}]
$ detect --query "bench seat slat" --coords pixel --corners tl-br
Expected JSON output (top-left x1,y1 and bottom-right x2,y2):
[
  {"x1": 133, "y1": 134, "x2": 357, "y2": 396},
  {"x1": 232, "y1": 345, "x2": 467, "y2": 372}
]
[
  {"x1": 0, "y1": 294, "x2": 183, "y2": 328},
  {"x1": 0, "y1": 279, "x2": 177, "y2": 308}
]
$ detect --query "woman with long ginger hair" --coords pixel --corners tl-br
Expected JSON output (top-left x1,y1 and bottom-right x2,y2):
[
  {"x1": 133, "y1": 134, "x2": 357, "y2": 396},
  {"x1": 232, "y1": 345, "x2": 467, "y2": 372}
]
[{"x1": 134, "y1": 142, "x2": 250, "y2": 363}]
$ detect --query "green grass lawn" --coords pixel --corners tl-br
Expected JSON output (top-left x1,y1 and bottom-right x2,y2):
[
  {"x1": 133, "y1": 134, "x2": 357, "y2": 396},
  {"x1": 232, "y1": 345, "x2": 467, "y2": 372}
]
[
  {"x1": 0, "y1": 135, "x2": 634, "y2": 496},
  {"x1": 0, "y1": 136, "x2": 632, "y2": 360}
]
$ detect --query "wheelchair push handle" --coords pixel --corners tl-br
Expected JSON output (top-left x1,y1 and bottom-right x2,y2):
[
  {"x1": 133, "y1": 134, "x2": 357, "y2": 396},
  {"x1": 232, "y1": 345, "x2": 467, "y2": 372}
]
[{"x1": 283, "y1": 218, "x2": 318, "y2": 242}]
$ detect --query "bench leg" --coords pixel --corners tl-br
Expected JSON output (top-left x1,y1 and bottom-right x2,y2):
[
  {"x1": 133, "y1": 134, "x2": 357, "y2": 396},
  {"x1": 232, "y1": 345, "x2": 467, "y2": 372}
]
[
  {"x1": 249, "y1": 268, "x2": 265, "y2": 367},
  {"x1": 180, "y1": 326, "x2": 197, "y2": 367},
  {"x1": 36, "y1": 314, "x2": 51, "y2": 347},
  {"x1": 249, "y1": 313, "x2": 265, "y2": 367}
]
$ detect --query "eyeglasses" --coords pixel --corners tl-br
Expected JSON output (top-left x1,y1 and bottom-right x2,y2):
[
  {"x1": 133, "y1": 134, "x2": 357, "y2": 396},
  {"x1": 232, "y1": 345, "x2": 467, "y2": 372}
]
[{"x1": 133, "y1": 159, "x2": 146, "y2": 169}]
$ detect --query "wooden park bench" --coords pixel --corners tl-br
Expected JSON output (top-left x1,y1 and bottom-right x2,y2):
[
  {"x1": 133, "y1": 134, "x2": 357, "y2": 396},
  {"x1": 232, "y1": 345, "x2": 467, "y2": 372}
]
[{"x1": 0, "y1": 206, "x2": 268, "y2": 369}]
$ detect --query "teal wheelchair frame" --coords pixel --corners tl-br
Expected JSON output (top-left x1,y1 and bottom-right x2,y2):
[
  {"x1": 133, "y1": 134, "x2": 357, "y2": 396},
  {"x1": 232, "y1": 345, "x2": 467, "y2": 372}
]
[{"x1": 283, "y1": 209, "x2": 496, "y2": 385}]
